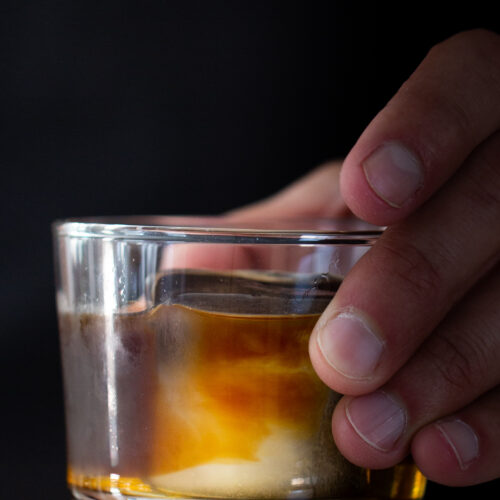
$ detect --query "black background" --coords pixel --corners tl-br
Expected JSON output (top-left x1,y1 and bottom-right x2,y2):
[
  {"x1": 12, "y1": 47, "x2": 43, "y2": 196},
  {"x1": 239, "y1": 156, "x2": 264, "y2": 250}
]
[{"x1": 1, "y1": 2, "x2": 499, "y2": 498}]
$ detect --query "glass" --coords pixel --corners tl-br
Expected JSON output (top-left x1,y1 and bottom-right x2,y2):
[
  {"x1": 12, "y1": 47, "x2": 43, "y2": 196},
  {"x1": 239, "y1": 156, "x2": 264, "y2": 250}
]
[{"x1": 53, "y1": 216, "x2": 426, "y2": 500}]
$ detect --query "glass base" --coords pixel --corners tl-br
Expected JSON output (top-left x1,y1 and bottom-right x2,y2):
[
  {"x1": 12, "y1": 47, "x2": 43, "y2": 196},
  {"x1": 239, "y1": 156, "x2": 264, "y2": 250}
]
[
  {"x1": 68, "y1": 462, "x2": 426, "y2": 500},
  {"x1": 72, "y1": 494, "x2": 383, "y2": 500},
  {"x1": 71, "y1": 488, "x2": 410, "y2": 500}
]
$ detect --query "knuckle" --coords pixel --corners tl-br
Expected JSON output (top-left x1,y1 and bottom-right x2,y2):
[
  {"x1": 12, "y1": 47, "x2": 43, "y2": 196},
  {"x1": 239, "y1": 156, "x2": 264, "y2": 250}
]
[
  {"x1": 424, "y1": 28, "x2": 500, "y2": 119},
  {"x1": 432, "y1": 92, "x2": 471, "y2": 152},
  {"x1": 378, "y1": 232, "x2": 444, "y2": 306},
  {"x1": 464, "y1": 30, "x2": 500, "y2": 98},
  {"x1": 463, "y1": 131, "x2": 500, "y2": 211},
  {"x1": 401, "y1": 85, "x2": 472, "y2": 150},
  {"x1": 439, "y1": 29, "x2": 500, "y2": 98},
  {"x1": 422, "y1": 328, "x2": 488, "y2": 394},
  {"x1": 424, "y1": 335, "x2": 474, "y2": 392}
]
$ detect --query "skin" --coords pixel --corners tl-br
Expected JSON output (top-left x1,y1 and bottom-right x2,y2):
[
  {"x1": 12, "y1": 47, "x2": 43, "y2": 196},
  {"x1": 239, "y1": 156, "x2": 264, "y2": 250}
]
[{"x1": 230, "y1": 30, "x2": 500, "y2": 487}]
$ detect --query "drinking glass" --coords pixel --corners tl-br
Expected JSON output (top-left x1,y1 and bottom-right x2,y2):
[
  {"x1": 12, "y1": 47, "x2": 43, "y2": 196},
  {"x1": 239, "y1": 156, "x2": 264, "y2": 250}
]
[{"x1": 53, "y1": 216, "x2": 426, "y2": 500}]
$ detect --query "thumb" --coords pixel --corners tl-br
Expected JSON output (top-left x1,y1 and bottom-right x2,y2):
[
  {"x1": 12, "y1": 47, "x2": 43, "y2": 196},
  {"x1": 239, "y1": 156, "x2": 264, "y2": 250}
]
[{"x1": 226, "y1": 161, "x2": 349, "y2": 220}]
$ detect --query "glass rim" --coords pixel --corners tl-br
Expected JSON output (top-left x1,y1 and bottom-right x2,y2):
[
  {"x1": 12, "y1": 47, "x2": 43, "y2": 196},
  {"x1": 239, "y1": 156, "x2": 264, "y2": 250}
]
[{"x1": 53, "y1": 215, "x2": 384, "y2": 245}]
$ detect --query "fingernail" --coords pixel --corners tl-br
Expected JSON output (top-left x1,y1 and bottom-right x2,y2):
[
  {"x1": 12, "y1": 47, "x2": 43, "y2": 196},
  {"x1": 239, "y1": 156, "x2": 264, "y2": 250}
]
[
  {"x1": 346, "y1": 391, "x2": 407, "y2": 451},
  {"x1": 363, "y1": 142, "x2": 423, "y2": 207},
  {"x1": 436, "y1": 418, "x2": 479, "y2": 470},
  {"x1": 317, "y1": 311, "x2": 384, "y2": 379}
]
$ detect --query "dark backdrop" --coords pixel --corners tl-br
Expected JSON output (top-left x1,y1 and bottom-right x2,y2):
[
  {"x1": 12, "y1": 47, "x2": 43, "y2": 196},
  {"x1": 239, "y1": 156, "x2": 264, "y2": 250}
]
[{"x1": 1, "y1": 2, "x2": 498, "y2": 498}]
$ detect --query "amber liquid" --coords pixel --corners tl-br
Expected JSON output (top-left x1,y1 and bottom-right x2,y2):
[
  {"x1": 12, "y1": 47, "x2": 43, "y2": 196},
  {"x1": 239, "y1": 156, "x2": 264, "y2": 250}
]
[{"x1": 59, "y1": 271, "x2": 426, "y2": 499}]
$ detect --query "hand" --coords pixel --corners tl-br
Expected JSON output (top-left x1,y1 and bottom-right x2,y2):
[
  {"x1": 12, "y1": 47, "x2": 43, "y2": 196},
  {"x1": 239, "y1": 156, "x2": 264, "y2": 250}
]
[{"x1": 234, "y1": 29, "x2": 500, "y2": 487}]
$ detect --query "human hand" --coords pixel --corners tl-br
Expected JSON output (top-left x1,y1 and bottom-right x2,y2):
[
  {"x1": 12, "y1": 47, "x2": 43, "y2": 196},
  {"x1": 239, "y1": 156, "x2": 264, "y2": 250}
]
[{"x1": 234, "y1": 29, "x2": 500, "y2": 487}]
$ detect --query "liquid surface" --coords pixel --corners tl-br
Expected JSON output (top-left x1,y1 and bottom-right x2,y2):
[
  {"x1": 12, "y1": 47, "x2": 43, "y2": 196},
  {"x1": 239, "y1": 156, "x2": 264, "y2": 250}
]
[{"x1": 59, "y1": 271, "x2": 425, "y2": 499}]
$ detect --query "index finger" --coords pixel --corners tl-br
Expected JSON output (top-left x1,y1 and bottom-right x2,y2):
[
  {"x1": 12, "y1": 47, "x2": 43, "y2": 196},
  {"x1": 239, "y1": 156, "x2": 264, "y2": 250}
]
[
  {"x1": 340, "y1": 29, "x2": 500, "y2": 226},
  {"x1": 309, "y1": 127, "x2": 500, "y2": 396}
]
